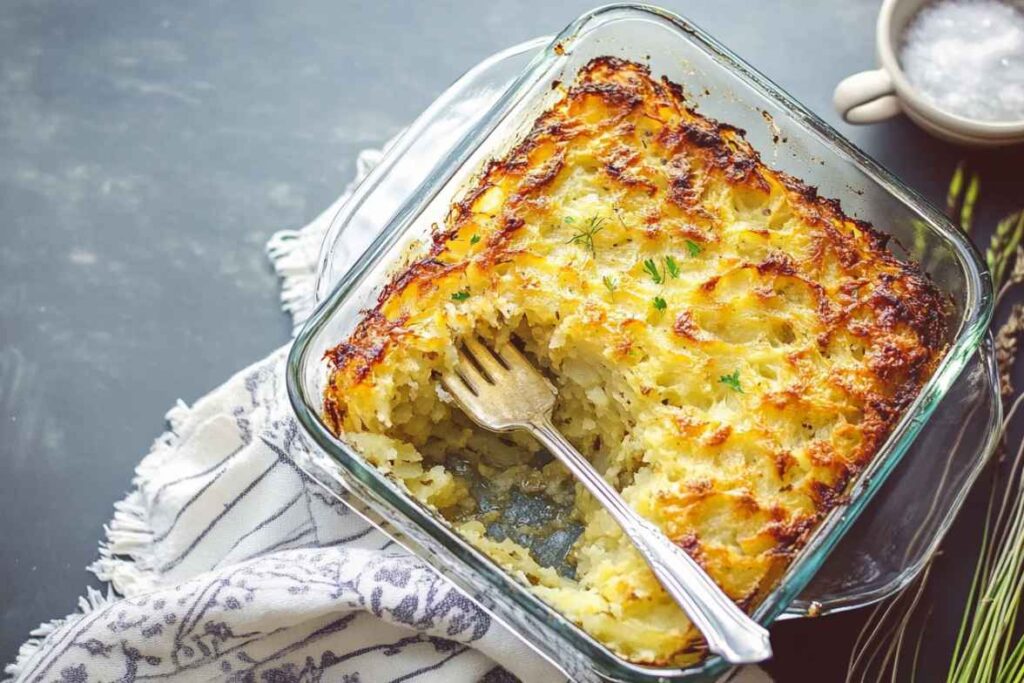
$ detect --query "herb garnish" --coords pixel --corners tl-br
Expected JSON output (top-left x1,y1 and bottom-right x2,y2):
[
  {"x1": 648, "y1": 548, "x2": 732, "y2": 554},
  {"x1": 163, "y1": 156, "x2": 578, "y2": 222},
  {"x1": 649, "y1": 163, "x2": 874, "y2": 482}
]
[
  {"x1": 643, "y1": 258, "x2": 664, "y2": 284},
  {"x1": 603, "y1": 276, "x2": 617, "y2": 292},
  {"x1": 686, "y1": 239, "x2": 703, "y2": 257},
  {"x1": 451, "y1": 289, "x2": 471, "y2": 302},
  {"x1": 719, "y1": 370, "x2": 743, "y2": 393},
  {"x1": 653, "y1": 296, "x2": 667, "y2": 311},
  {"x1": 665, "y1": 255, "x2": 681, "y2": 279},
  {"x1": 566, "y1": 215, "x2": 606, "y2": 257},
  {"x1": 643, "y1": 256, "x2": 681, "y2": 283},
  {"x1": 470, "y1": 234, "x2": 481, "y2": 245}
]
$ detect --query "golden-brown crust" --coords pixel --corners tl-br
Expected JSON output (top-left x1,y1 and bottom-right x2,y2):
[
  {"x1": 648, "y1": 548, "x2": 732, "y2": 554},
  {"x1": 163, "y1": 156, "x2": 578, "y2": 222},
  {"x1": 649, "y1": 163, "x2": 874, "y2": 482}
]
[{"x1": 323, "y1": 56, "x2": 947, "y2": 665}]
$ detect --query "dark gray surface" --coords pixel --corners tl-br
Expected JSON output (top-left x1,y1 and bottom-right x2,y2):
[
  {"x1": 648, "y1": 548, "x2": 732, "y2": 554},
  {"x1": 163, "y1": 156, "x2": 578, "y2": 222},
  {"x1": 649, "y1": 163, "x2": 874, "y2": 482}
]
[{"x1": 1, "y1": 1, "x2": 1021, "y2": 680}]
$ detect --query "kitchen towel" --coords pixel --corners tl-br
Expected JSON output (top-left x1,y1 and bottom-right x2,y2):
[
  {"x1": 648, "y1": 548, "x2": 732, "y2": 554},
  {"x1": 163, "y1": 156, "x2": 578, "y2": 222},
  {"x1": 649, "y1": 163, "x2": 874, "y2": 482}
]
[{"x1": 4, "y1": 142, "x2": 771, "y2": 683}]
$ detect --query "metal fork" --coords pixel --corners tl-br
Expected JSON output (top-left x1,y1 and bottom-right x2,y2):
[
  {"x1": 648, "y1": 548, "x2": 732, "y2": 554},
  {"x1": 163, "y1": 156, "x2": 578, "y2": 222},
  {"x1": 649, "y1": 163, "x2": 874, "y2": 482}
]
[{"x1": 441, "y1": 335, "x2": 772, "y2": 665}]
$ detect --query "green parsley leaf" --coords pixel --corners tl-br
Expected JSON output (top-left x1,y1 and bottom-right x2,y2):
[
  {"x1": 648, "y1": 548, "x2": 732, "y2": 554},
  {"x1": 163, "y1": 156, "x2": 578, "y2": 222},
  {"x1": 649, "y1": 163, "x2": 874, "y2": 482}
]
[
  {"x1": 665, "y1": 255, "x2": 680, "y2": 279},
  {"x1": 653, "y1": 296, "x2": 667, "y2": 311},
  {"x1": 470, "y1": 234, "x2": 481, "y2": 245},
  {"x1": 603, "y1": 276, "x2": 617, "y2": 292},
  {"x1": 564, "y1": 216, "x2": 575, "y2": 224},
  {"x1": 686, "y1": 239, "x2": 702, "y2": 257},
  {"x1": 643, "y1": 258, "x2": 663, "y2": 284},
  {"x1": 719, "y1": 370, "x2": 743, "y2": 393},
  {"x1": 451, "y1": 289, "x2": 471, "y2": 302}
]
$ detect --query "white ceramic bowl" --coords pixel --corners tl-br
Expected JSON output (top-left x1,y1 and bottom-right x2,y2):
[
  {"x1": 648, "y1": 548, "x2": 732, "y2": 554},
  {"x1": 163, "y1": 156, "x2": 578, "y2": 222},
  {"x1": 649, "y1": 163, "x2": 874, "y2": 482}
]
[{"x1": 834, "y1": 0, "x2": 1024, "y2": 147}]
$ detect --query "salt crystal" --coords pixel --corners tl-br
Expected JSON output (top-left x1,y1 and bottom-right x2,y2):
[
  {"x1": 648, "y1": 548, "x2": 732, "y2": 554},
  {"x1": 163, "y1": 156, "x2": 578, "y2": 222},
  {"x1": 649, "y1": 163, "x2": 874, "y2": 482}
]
[{"x1": 900, "y1": 0, "x2": 1024, "y2": 122}]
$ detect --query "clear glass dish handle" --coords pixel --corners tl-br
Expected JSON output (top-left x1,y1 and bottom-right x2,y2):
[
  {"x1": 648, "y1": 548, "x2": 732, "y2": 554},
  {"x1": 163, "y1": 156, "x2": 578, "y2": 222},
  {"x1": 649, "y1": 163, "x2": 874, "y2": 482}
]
[{"x1": 530, "y1": 418, "x2": 773, "y2": 664}]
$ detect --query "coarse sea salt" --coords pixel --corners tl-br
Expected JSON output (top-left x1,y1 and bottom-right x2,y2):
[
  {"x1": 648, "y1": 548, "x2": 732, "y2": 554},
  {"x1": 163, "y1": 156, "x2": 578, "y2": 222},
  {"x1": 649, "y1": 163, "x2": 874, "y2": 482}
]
[{"x1": 900, "y1": 0, "x2": 1024, "y2": 122}]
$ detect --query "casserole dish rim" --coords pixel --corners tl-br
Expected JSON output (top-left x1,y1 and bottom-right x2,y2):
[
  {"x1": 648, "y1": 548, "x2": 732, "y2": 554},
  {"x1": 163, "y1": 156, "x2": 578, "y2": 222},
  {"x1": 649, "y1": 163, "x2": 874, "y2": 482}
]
[{"x1": 287, "y1": 4, "x2": 994, "y2": 679}]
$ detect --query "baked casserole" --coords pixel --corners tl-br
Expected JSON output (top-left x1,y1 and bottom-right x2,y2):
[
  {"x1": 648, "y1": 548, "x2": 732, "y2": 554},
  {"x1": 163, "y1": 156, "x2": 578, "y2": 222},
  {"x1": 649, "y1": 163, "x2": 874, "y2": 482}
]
[{"x1": 322, "y1": 57, "x2": 947, "y2": 665}]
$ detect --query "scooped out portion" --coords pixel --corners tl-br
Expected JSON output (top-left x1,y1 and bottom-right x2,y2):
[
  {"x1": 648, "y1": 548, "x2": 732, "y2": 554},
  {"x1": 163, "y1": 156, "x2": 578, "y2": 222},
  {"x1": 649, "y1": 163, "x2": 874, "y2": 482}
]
[{"x1": 322, "y1": 57, "x2": 947, "y2": 665}]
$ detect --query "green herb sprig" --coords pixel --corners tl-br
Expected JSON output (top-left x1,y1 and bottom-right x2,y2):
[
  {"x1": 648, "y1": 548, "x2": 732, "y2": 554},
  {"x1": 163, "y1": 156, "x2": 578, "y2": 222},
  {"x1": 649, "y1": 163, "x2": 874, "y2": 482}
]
[
  {"x1": 719, "y1": 370, "x2": 743, "y2": 393},
  {"x1": 643, "y1": 258, "x2": 664, "y2": 284},
  {"x1": 652, "y1": 296, "x2": 667, "y2": 311},
  {"x1": 988, "y1": 211, "x2": 1024, "y2": 294},
  {"x1": 947, "y1": 162, "x2": 965, "y2": 215},
  {"x1": 665, "y1": 255, "x2": 681, "y2": 279},
  {"x1": 948, "y1": 162, "x2": 1024, "y2": 297},
  {"x1": 947, "y1": 162, "x2": 981, "y2": 234},
  {"x1": 451, "y1": 289, "x2": 471, "y2": 302},
  {"x1": 643, "y1": 254, "x2": 686, "y2": 285},
  {"x1": 566, "y1": 215, "x2": 606, "y2": 257}
]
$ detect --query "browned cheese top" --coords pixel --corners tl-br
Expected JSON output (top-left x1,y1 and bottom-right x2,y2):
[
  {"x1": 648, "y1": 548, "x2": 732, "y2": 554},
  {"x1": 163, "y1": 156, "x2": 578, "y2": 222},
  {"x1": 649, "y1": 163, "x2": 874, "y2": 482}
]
[{"x1": 322, "y1": 57, "x2": 947, "y2": 665}]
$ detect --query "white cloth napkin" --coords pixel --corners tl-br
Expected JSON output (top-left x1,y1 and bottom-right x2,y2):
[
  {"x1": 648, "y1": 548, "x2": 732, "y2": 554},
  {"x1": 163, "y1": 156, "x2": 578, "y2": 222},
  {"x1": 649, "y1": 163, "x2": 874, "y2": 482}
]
[{"x1": 5, "y1": 143, "x2": 771, "y2": 683}]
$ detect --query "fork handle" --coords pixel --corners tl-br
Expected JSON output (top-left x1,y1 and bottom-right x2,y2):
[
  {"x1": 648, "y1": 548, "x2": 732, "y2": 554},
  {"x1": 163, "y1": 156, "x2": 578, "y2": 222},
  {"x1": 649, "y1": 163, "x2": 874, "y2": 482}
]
[{"x1": 529, "y1": 418, "x2": 773, "y2": 665}]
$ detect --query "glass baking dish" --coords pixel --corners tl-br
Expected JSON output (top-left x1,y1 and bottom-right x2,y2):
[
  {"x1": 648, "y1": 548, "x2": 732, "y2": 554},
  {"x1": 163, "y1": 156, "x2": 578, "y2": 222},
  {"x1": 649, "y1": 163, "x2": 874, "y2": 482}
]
[
  {"x1": 308, "y1": 34, "x2": 1001, "y2": 619},
  {"x1": 287, "y1": 5, "x2": 994, "y2": 680}
]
